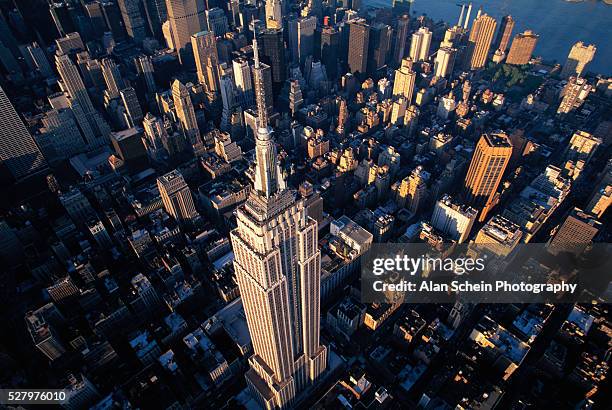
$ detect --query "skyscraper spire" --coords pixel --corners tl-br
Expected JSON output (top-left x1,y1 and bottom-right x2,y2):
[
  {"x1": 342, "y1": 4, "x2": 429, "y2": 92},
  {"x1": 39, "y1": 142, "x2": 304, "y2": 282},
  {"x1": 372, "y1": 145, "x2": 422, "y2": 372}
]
[
  {"x1": 253, "y1": 36, "x2": 268, "y2": 129},
  {"x1": 252, "y1": 36, "x2": 285, "y2": 198}
]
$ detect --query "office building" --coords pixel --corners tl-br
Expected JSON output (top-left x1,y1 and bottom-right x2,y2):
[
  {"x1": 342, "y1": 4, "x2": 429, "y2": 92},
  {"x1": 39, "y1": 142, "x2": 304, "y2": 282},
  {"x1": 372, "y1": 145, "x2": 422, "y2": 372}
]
[
  {"x1": 233, "y1": 57, "x2": 255, "y2": 107},
  {"x1": 120, "y1": 90, "x2": 145, "y2": 131},
  {"x1": 25, "y1": 311, "x2": 65, "y2": 361},
  {"x1": 157, "y1": 169, "x2": 199, "y2": 225},
  {"x1": 110, "y1": 128, "x2": 147, "y2": 166},
  {"x1": 0, "y1": 86, "x2": 47, "y2": 180},
  {"x1": 466, "y1": 13, "x2": 497, "y2": 70},
  {"x1": 101, "y1": 58, "x2": 125, "y2": 98},
  {"x1": 27, "y1": 42, "x2": 54, "y2": 78},
  {"x1": 265, "y1": 0, "x2": 282, "y2": 29},
  {"x1": 230, "y1": 40, "x2": 327, "y2": 409},
  {"x1": 289, "y1": 16, "x2": 317, "y2": 67},
  {"x1": 368, "y1": 23, "x2": 392, "y2": 74},
  {"x1": 463, "y1": 133, "x2": 512, "y2": 217},
  {"x1": 206, "y1": 7, "x2": 229, "y2": 37},
  {"x1": 548, "y1": 208, "x2": 601, "y2": 256},
  {"x1": 118, "y1": 0, "x2": 146, "y2": 43},
  {"x1": 493, "y1": 15, "x2": 514, "y2": 53},
  {"x1": 431, "y1": 195, "x2": 477, "y2": 243},
  {"x1": 409, "y1": 27, "x2": 432, "y2": 62},
  {"x1": 166, "y1": 0, "x2": 207, "y2": 64},
  {"x1": 506, "y1": 30, "x2": 538, "y2": 65},
  {"x1": 172, "y1": 79, "x2": 201, "y2": 147},
  {"x1": 192, "y1": 31, "x2": 219, "y2": 93},
  {"x1": 135, "y1": 54, "x2": 156, "y2": 94},
  {"x1": 38, "y1": 107, "x2": 87, "y2": 160},
  {"x1": 392, "y1": 58, "x2": 416, "y2": 102},
  {"x1": 261, "y1": 28, "x2": 286, "y2": 88},
  {"x1": 320, "y1": 26, "x2": 340, "y2": 79},
  {"x1": 392, "y1": 15, "x2": 410, "y2": 65},
  {"x1": 560, "y1": 41, "x2": 596, "y2": 78},
  {"x1": 55, "y1": 32, "x2": 85, "y2": 55},
  {"x1": 347, "y1": 19, "x2": 370, "y2": 75}
]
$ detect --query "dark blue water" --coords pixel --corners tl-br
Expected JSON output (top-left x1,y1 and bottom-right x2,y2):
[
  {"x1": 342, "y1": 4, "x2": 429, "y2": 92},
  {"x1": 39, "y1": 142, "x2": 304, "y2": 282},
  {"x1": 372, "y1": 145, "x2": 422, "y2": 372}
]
[{"x1": 364, "y1": 0, "x2": 612, "y2": 75}]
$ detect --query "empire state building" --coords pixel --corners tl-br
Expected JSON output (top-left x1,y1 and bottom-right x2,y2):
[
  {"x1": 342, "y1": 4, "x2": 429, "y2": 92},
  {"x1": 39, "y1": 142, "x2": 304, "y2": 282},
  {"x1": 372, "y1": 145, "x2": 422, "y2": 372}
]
[{"x1": 230, "y1": 39, "x2": 327, "y2": 409}]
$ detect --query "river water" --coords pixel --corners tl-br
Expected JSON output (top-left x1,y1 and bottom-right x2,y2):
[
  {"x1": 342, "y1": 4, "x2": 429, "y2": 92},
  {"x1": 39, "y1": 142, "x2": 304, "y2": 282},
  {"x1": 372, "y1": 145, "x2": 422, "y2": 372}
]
[{"x1": 363, "y1": 0, "x2": 612, "y2": 75}]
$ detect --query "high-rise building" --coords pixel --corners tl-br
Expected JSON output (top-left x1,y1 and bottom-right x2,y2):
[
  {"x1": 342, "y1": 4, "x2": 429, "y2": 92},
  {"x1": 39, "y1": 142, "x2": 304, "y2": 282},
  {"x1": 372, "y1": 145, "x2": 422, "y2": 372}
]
[
  {"x1": 101, "y1": 2, "x2": 128, "y2": 41},
  {"x1": 118, "y1": 0, "x2": 147, "y2": 43},
  {"x1": 27, "y1": 42, "x2": 54, "y2": 78},
  {"x1": 368, "y1": 23, "x2": 392, "y2": 74},
  {"x1": 392, "y1": 15, "x2": 410, "y2": 65},
  {"x1": 463, "y1": 133, "x2": 512, "y2": 219},
  {"x1": 135, "y1": 54, "x2": 156, "y2": 94},
  {"x1": 289, "y1": 16, "x2": 317, "y2": 67},
  {"x1": 233, "y1": 57, "x2": 255, "y2": 107},
  {"x1": 493, "y1": 15, "x2": 514, "y2": 53},
  {"x1": 547, "y1": 208, "x2": 601, "y2": 256},
  {"x1": 506, "y1": 30, "x2": 538, "y2": 65},
  {"x1": 261, "y1": 28, "x2": 286, "y2": 90},
  {"x1": 206, "y1": 7, "x2": 229, "y2": 37},
  {"x1": 166, "y1": 0, "x2": 207, "y2": 64},
  {"x1": 172, "y1": 79, "x2": 201, "y2": 147},
  {"x1": 230, "y1": 39, "x2": 327, "y2": 409},
  {"x1": 120, "y1": 87, "x2": 144, "y2": 128},
  {"x1": 392, "y1": 58, "x2": 416, "y2": 102},
  {"x1": 101, "y1": 58, "x2": 125, "y2": 98},
  {"x1": 142, "y1": 0, "x2": 168, "y2": 40},
  {"x1": 25, "y1": 311, "x2": 65, "y2": 361},
  {"x1": 434, "y1": 46, "x2": 456, "y2": 78},
  {"x1": 347, "y1": 19, "x2": 370, "y2": 75},
  {"x1": 0, "y1": 86, "x2": 47, "y2": 180},
  {"x1": 560, "y1": 42, "x2": 596, "y2": 78},
  {"x1": 401, "y1": 166, "x2": 430, "y2": 213},
  {"x1": 157, "y1": 169, "x2": 199, "y2": 225},
  {"x1": 431, "y1": 194, "x2": 477, "y2": 243},
  {"x1": 142, "y1": 113, "x2": 167, "y2": 156},
  {"x1": 265, "y1": 0, "x2": 282, "y2": 29},
  {"x1": 38, "y1": 107, "x2": 87, "y2": 160},
  {"x1": 466, "y1": 13, "x2": 497, "y2": 70},
  {"x1": 55, "y1": 53, "x2": 94, "y2": 114},
  {"x1": 409, "y1": 27, "x2": 432, "y2": 62},
  {"x1": 557, "y1": 76, "x2": 592, "y2": 114},
  {"x1": 192, "y1": 31, "x2": 220, "y2": 93},
  {"x1": 320, "y1": 26, "x2": 340, "y2": 79},
  {"x1": 55, "y1": 32, "x2": 85, "y2": 55}
]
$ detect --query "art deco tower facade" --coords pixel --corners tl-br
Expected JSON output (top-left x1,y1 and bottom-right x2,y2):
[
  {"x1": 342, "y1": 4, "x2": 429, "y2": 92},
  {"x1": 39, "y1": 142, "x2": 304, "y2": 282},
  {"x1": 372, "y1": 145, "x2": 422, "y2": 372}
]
[
  {"x1": 191, "y1": 31, "x2": 219, "y2": 93},
  {"x1": 230, "y1": 39, "x2": 327, "y2": 410},
  {"x1": 463, "y1": 133, "x2": 512, "y2": 221},
  {"x1": 157, "y1": 169, "x2": 199, "y2": 226},
  {"x1": 171, "y1": 79, "x2": 200, "y2": 147},
  {"x1": 466, "y1": 12, "x2": 497, "y2": 70}
]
